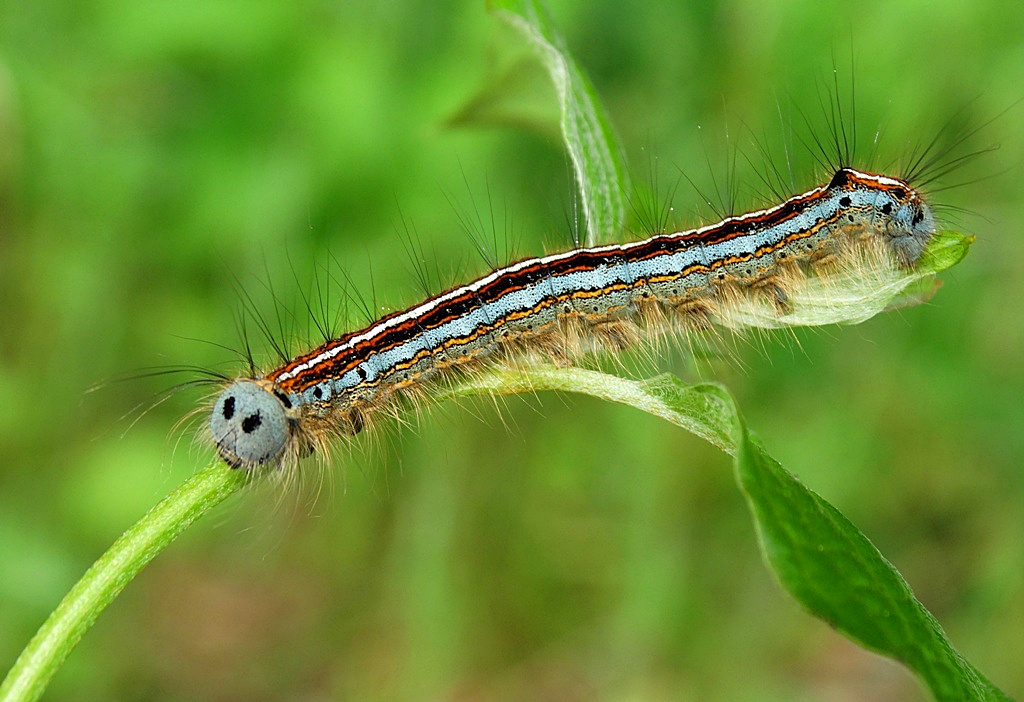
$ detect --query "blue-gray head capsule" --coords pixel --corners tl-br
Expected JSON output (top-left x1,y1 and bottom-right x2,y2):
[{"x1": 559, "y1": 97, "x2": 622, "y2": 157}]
[{"x1": 211, "y1": 380, "x2": 291, "y2": 469}]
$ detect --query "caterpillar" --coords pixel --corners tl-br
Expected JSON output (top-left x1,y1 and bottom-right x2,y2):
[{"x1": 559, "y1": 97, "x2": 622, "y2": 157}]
[{"x1": 209, "y1": 165, "x2": 935, "y2": 470}]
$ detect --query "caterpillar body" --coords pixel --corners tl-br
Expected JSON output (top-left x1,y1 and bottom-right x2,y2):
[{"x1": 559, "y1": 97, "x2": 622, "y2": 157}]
[{"x1": 209, "y1": 166, "x2": 935, "y2": 470}]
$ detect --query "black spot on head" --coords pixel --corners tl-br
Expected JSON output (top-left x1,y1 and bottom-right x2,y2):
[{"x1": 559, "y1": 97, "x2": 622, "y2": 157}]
[
  {"x1": 313, "y1": 386, "x2": 323, "y2": 399},
  {"x1": 892, "y1": 187, "x2": 908, "y2": 200},
  {"x1": 839, "y1": 196, "x2": 852, "y2": 207},
  {"x1": 912, "y1": 210, "x2": 924, "y2": 225},
  {"x1": 222, "y1": 396, "x2": 235, "y2": 420},
  {"x1": 847, "y1": 214, "x2": 855, "y2": 223},
  {"x1": 356, "y1": 367, "x2": 367, "y2": 381},
  {"x1": 717, "y1": 273, "x2": 726, "y2": 281},
  {"x1": 881, "y1": 203, "x2": 893, "y2": 215},
  {"x1": 241, "y1": 412, "x2": 262, "y2": 434}
]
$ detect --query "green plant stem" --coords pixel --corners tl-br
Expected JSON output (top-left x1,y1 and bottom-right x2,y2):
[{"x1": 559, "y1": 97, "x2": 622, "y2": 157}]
[
  {"x1": 2, "y1": 356, "x2": 1007, "y2": 702},
  {"x1": 446, "y1": 365, "x2": 738, "y2": 454},
  {"x1": 0, "y1": 461, "x2": 246, "y2": 702}
]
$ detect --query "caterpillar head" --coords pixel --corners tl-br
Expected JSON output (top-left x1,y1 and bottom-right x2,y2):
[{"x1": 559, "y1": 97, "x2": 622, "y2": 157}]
[{"x1": 210, "y1": 379, "x2": 292, "y2": 469}]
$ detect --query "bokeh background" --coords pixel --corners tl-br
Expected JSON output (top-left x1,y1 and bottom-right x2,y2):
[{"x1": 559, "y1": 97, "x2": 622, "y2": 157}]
[{"x1": 2, "y1": 1, "x2": 1022, "y2": 700}]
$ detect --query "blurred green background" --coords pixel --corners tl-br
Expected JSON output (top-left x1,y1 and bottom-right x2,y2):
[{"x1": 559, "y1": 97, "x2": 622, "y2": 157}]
[{"x1": 2, "y1": 1, "x2": 1022, "y2": 700}]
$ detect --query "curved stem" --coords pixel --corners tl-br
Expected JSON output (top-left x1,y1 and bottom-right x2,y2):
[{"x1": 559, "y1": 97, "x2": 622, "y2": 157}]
[{"x1": 0, "y1": 462, "x2": 246, "y2": 702}]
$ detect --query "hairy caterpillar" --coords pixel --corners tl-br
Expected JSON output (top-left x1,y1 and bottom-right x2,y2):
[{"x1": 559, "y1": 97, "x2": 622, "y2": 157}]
[{"x1": 210, "y1": 166, "x2": 935, "y2": 470}]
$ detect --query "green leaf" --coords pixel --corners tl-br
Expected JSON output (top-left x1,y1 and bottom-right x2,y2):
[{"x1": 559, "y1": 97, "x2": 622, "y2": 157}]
[
  {"x1": 887, "y1": 231, "x2": 975, "y2": 310},
  {"x1": 489, "y1": 0, "x2": 629, "y2": 246},
  {"x1": 445, "y1": 57, "x2": 562, "y2": 139},
  {"x1": 736, "y1": 429, "x2": 1009, "y2": 702},
  {"x1": 447, "y1": 365, "x2": 739, "y2": 454},
  {"x1": 452, "y1": 362, "x2": 1010, "y2": 701},
  {"x1": 919, "y1": 230, "x2": 976, "y2": 273}
]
